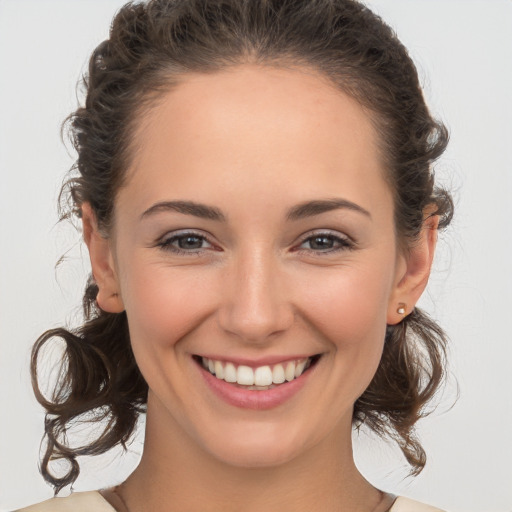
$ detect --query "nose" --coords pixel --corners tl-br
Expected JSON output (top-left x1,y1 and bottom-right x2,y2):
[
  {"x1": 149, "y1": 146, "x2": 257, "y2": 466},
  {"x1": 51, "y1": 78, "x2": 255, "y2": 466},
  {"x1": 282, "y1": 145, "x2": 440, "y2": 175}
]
[{"x1": 217, "y1": 248, "x2": 294, "y2": 344}]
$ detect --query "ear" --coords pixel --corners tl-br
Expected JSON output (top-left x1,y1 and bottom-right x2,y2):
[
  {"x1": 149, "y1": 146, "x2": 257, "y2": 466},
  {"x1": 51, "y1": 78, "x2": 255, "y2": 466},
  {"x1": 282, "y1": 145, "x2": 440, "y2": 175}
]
[
  {"x1": 81, "y1": 202, "x2": 125, "y2": 313},
  {"x1": 387, "y1": 209, "x2": 440, "y2": 325}
]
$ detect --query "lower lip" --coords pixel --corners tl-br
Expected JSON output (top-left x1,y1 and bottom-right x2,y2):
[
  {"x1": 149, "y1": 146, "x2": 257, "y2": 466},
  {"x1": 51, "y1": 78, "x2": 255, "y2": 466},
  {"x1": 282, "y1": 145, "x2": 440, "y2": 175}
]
[{"x1": 196, "y1": 359, "x2": 317, "y2": 410}]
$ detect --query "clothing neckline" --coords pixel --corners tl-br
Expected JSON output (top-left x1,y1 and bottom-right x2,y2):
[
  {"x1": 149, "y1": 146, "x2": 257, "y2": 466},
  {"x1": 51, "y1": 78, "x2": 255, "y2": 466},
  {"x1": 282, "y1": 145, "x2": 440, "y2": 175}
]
[{"x1": 97, "y1": 488, "x2": 399, "y2": 512}]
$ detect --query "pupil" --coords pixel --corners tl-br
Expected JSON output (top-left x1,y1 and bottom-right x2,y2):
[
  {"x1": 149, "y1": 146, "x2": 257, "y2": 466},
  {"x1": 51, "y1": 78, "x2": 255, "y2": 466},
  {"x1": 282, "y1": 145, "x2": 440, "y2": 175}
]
[
  {"x1": 311, "y1": 236, "x2": 332, "y2": 250},
  {"x1": 180, "y1": 236, "x2": 202, "y2": 249}
]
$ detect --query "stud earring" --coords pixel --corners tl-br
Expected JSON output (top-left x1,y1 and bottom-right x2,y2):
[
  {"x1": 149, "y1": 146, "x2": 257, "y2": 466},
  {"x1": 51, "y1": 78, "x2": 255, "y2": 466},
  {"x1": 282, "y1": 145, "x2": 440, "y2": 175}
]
[{"x1": 396, "y1": 303, "x2": 407, "y2": 315}]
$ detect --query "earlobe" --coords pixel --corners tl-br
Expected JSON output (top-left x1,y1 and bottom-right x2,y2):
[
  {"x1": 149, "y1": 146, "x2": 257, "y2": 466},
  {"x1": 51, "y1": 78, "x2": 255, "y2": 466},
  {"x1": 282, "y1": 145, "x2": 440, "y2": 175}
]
[
  {"x1": 81, "y1": 203, "x2": 125, "y2": 313},
  {"x1": 387, "y1": 211, "x2": 440, "y2": 325}
]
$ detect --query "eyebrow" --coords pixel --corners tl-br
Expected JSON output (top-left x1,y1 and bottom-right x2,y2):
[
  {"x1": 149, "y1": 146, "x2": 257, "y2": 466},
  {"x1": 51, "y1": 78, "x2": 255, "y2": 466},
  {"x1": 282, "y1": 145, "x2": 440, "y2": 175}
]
[
  {"x1": 286, "y1": 198, "x2": 371, "y2": 221},
  {"x1": 140, "y1": 198, "x2": 371, "y2": 222},
  {"x1": 141, "y1": 200, "x2": 227, "y2": 222}
]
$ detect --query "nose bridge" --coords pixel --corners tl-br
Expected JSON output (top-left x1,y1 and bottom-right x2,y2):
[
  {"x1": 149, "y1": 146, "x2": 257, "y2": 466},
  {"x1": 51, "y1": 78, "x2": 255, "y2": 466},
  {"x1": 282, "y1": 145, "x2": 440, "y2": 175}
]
[{"x1": 218, "y1": 244, "x2": 293, "y2": 342}]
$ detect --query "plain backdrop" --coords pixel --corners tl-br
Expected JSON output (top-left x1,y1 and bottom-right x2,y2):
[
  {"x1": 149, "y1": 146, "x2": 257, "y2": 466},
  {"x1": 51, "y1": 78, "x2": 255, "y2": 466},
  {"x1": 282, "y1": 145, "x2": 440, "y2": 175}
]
[{"x1": 1, "y1": 1, "x2": 511, "y2": 511}]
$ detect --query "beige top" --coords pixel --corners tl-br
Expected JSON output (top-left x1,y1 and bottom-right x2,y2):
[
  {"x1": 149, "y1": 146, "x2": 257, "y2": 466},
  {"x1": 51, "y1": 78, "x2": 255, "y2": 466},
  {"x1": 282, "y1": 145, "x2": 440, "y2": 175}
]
[{"x1": 14, "y1": 491, "x2": 446, "y2": 512}]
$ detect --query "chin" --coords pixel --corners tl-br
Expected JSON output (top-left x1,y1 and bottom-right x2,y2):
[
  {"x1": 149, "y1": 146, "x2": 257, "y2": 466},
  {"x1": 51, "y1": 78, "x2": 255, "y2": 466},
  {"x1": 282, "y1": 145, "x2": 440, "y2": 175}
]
[{"x1": 197, "y1": 420, "x2": 317, "y2": 469}]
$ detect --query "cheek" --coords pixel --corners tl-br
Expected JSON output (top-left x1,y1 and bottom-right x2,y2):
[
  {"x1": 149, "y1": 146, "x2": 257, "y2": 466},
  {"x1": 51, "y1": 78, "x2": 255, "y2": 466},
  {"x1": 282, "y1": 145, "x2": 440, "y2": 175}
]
[
  {"x1": 294, "y1": 261, "x2": 395, "y2": 398},
  {"x1": 120, "y1": 262, "x2": 215, "y2": 350},
  {"x1": 296, "y1": 264, "x2": 392, "y2": 347},
  {"x1": 296, "y1": 260, "x2": 393, "y2": 398}
]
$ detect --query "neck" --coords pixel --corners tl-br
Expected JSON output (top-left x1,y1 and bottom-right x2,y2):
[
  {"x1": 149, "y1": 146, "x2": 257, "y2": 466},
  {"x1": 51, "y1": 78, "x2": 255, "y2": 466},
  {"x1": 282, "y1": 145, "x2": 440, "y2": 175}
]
[{"x1": 115, "y1": 393, "x2": 381, "y2": 512}]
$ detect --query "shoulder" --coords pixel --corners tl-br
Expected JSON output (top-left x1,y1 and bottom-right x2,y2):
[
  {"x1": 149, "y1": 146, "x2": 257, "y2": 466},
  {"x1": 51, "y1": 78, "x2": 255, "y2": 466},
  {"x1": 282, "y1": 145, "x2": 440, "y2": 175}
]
[
  {"x1": 14, "y1": 491, "x2": 446, "y2": 512},
  {"x1": 391, "y1": 496, "x2": 446, "y2": 512},
  {"x1": 14, "y1": 491, "x2": 116, "y2": 512}
]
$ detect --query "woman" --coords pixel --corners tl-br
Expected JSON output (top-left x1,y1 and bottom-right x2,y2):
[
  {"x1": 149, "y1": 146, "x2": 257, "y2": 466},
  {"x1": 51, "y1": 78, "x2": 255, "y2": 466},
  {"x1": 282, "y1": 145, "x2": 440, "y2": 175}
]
[{"x1": 17, "y1": 0, "x2": 453, "y2": 510}]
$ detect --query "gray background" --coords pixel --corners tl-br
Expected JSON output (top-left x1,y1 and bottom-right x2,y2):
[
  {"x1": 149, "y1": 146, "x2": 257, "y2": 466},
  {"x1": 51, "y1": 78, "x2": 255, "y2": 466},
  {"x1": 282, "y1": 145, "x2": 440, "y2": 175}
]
[{"x1": 1, "y1": 1, "x2": 511, "y2": 510}]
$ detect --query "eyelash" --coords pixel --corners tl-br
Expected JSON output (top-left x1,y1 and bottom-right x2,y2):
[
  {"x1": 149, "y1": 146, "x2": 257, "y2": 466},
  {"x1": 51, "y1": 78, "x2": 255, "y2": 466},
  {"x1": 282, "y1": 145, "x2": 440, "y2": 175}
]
[
  {"x1": 157, "y1": 230, "x2": 355, "y2": 257},
  {"x1": 296, "y1": 232, "x2": 355, "y2": 255},
  {"x1": 157, "y1": 232, "x2": 215, "y2": 257}
]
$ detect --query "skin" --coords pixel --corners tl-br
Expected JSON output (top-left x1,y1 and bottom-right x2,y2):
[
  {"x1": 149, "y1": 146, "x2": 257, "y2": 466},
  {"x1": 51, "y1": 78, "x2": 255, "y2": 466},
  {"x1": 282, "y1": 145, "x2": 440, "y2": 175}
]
[{"x1": 83, "y1": 64, "x2": 439, "y2": 512}]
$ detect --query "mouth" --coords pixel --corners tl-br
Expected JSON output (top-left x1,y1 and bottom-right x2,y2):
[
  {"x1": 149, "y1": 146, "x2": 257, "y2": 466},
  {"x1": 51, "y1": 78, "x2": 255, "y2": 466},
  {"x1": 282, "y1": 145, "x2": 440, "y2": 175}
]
[{"x1": 192, "y1": 354, "x2": 322, "y2": 391}]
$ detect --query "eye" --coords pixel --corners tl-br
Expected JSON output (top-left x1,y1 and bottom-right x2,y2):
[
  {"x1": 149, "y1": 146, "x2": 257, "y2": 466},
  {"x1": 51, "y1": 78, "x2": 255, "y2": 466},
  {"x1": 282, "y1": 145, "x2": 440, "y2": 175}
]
[
  {"x1": 157, "y1": 231, "x2": 214, "y2": 256},
  {"x1": 295, "y1": 232, "x2": 354, "y2": 255}
]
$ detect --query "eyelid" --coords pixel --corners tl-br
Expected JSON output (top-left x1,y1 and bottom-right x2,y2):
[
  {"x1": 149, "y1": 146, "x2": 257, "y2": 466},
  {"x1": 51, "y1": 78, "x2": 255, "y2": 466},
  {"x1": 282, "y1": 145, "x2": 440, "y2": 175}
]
[
  {"x1": 294, "y1": 229, "x2": 355, "y2": 255},
  {"x1": 157, "y1": 230, "x2": 215, "y2": 254},
  {"x1": 156, "y1": 228, "x2": 356, "y2": 256},
  {"x1": 298, "y1": 229, "x2": 354, "y2": 244}
]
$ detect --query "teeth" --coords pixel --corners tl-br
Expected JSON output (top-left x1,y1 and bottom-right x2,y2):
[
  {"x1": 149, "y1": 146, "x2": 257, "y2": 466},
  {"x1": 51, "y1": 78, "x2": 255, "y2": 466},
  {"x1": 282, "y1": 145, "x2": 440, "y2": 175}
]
[
  {"x1": 294, "y1": 360, "x2": 306, "y2": 378},
  {"x1": 214, "y1": 360, "x2": 224, "y2": 380},
  {"x1": 285, "y1": 361, "x2": 296, "y2": 382},
  {"x1": 224, "y1": 362, "x2": 237, "y2": 383},
  {"x1": 200, "y1": 356, "x2": 313, "y2": 388},
  {"x1": 254, "y1": 366, "x2": 273, "y2": 386},
  {"x1": 272, "y1": 364, "x2": 286, "y2": 384},
  {"x1": 237, "y1": 365, "x2": 254, "y2": 385}
]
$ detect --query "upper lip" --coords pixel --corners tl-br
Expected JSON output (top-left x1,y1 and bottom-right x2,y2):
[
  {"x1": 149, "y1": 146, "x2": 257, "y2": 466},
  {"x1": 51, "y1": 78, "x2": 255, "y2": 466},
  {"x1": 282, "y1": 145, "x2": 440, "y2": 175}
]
[{"x1": 193, "y1": 353, "x2": 320, "y2": 368}]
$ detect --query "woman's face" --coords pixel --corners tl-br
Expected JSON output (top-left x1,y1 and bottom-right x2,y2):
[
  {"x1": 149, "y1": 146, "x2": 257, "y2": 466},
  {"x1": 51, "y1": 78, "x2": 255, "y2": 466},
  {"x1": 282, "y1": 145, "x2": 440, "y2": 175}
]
[{"x1": 97, "y1": 65, "x2": 413, "y2": 467}]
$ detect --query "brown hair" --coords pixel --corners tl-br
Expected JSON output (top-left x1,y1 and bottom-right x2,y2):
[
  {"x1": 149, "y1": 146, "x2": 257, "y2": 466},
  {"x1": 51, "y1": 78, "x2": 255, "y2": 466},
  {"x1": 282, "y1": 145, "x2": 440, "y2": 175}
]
[{"x1": 31, "y1": 0, "x2": 453, "y2": 494}]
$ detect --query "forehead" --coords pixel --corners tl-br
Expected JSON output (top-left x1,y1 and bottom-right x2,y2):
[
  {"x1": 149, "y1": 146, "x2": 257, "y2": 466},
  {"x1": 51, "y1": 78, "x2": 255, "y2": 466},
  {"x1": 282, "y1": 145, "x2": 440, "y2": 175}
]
[{"x1": 121, "y1": 64, "x2": 391, "y2": 221}]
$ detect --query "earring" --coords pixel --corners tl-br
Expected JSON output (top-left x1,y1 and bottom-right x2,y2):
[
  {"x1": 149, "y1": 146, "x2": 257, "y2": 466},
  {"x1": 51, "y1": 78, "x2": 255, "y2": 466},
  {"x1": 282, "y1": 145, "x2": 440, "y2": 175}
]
[{"x1": 396, "y1": 303, "x2": 407, "y2": 315}]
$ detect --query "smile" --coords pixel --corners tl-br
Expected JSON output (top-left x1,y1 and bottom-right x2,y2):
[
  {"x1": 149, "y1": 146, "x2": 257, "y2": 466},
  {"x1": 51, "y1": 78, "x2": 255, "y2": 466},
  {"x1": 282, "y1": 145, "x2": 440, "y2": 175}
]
[
  {"x1": 193, "y1": 354, "x2": 322, "y2": 410},
  {"x1": 198, "y1": 356, "x2": 317, "y2": 390}
]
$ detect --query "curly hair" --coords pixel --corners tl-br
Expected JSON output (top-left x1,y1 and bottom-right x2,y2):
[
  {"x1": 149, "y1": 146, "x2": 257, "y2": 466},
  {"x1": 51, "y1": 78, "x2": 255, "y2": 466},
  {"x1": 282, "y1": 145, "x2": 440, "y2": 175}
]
[{"x1": 31, "y1": 0, "x2": 453, "y2": 494}]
